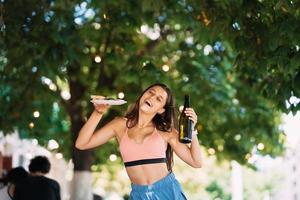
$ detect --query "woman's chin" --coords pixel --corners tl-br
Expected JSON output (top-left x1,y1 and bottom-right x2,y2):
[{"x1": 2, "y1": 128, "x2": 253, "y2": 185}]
[{"x1": 140, "y1": 106, "x2": 153, "y2": 114}]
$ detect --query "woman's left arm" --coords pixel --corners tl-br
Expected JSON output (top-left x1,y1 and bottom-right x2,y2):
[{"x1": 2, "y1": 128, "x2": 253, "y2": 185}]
[{"x1": 167, "y1": 108, "x2": 203, "y2": 168}]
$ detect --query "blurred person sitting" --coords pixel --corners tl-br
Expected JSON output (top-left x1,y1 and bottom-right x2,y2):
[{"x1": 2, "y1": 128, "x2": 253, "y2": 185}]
[
  {"x1": 14, "y1": 155, "x2": 61, "y2": 200},
  {"x1": 0, "y1": 167, "x2": 28, "y2": 200}
]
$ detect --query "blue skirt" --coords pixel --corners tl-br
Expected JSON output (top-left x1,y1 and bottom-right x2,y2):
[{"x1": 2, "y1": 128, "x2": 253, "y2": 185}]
[{"x1": 130, "y1": 172, "x2": 188, "y2": 200}]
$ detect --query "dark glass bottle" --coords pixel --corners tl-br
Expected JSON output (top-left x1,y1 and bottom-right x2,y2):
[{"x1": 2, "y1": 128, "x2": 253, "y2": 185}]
[{"x1": 179, "y1": 95, "x2": 192, "y2": 143}]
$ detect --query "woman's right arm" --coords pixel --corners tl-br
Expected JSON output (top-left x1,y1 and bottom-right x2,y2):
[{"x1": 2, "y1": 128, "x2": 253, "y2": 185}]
[{"x1": 75, "y1": 103, "x2": 119, "y2": 150}]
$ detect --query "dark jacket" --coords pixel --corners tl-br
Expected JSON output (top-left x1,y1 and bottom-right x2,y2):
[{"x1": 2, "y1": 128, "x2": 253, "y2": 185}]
[{"x1": 14, "y1": 175, "x2": 61, "y2": 200}]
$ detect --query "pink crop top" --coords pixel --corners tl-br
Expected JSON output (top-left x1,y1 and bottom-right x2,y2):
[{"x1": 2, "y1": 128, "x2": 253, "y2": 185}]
[{"x1": 119, "y1": 127, "x2": 167, "y2": 167}]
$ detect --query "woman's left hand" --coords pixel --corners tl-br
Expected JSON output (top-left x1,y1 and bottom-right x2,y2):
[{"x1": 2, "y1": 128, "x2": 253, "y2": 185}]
[{"x1": 184, "y1": 108, "x2": 198, "y2": 129}]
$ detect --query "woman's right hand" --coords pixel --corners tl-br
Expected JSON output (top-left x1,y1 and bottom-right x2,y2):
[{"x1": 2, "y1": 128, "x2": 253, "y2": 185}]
[
  {"x1": 93, "y1": 103, "x2": 111, "y2": 114},
  {"x1": 91, "y1": 96, "x2": 111, "y2": 114}
]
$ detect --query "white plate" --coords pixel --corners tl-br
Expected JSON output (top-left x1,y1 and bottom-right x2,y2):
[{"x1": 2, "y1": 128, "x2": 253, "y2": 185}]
[{"x1": 91, "y1": 99, "x2": 127, "y2": 105}]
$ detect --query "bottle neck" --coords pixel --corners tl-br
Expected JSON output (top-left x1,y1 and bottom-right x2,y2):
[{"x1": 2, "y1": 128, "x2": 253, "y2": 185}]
[{"x1": 184, "y1": 95, "x2": 190, "y2": 107}]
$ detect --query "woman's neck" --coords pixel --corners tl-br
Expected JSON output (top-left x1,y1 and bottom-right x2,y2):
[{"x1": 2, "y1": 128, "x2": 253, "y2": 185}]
[{"x1": 137, "y1": 111, "x2": 154, "y2": 128}]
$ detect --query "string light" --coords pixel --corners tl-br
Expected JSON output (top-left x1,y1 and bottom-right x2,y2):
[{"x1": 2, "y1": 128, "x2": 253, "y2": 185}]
[
  {"x1": 203, "y1": 45, "x2": 213, "y2": 55},
  {"x1": 29, "y1": 122, "x2": 34, "y2": 128},
  {"x1": 162, "y1": 64, "x2": 170, "y2": 72},
  {"x1": 109, "y1": 154, "x2": 117, "y2": 162},
  {"x1": 94, "y1": 55, "x2": 102, "y2": 63},
  {"x1": 49, "y1": 83, "x2": 57, "y2": 91},
  {"x1": 118, "y1": 92, "x2": 125, "y2": 99},
  {"x1": 61, "y1": 90, "x2": 71, "y2": 100},
  {"x1": 257, "y1": 143, "x2": 265, "y2": 150},
  {"x1": 245, "y1": 153, "x2": 251, "y2": 160},
  {"x1": 33, "y1": 111, "x2": 40, "y2": 118},
  {"x1": 234, "y1": 134, "x2": 241, "y2": 141},
  {"x1": 208, "y1": 148, "x2": 215, "y2": 155},
  {"x1": 93, "y1": 22, "x2": 101, "y2": 30}
]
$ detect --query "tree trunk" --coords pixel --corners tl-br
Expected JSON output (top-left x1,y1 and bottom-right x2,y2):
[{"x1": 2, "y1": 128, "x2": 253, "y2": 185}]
[
  {"x1": 71, "y1": 171, "x2": 93, "y2": 200},
  {"x1": 71, "y1": 117, "x2": 93, "y2": 200},
  {"x1": 68, "y1": 77, "x2": 93, "y2": 200},
  {"x1": 71, "y1": 116, "x2": 94, "y2": 200}
]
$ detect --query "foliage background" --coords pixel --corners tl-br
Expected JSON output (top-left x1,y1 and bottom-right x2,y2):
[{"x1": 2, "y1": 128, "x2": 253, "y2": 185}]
[{"x1": 2, "y1": 0, "x2": 297, "y2": 167}]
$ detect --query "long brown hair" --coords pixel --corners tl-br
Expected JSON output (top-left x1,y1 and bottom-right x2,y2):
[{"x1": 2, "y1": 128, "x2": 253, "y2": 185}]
[{"x1": 125, "y1": 83, "x2": 178, "y2": 171}]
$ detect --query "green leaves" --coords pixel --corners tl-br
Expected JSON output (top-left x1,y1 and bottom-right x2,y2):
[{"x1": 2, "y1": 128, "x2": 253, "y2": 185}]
[{"x1": 1, "y1": 0, "x2": 296, "y2": 167}]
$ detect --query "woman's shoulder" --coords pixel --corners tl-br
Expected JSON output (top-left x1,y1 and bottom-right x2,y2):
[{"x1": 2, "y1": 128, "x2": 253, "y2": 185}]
[
  {"x1": 110, "y1": 117, "x2": 128, "y2": 139},
  {"x1": 157, "y1": 127, "x2": 178, "y2": 134},
  {"x1": 113, "y1": 116, "x2": 127, "y2": 123},
  {"x1": 157, "y1": 127, "x2": 178, "y2": 142},
  {"x1": 110, "y1": 116, "x2": 127, "y2": 128}
]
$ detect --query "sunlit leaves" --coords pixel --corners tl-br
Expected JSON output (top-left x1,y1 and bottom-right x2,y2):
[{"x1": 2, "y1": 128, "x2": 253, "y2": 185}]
[{"x1": 1, "y1": 0, "x2": 295, "y2": 166}]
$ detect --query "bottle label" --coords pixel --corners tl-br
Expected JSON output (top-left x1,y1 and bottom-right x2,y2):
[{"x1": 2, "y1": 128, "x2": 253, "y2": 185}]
[{"x1": 180, "y1": 125, "x2": 184, "y2": 139}]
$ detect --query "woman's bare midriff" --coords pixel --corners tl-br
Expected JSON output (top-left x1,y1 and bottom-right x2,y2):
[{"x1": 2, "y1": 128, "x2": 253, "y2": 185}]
[
  {"x1": 125, "y1": 163, "x2": 169, "y2": 185},
  {"x1": 115, "y1": 118, "x2": 170, "y2": 185}
]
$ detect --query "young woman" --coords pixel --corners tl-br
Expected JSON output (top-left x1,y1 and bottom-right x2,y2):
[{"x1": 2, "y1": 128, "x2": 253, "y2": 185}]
[{"x1": 76, "y1": 83, "x2": 203, "y2": 200}]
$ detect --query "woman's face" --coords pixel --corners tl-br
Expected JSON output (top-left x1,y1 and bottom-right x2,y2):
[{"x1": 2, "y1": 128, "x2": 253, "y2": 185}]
[{"x1": 139, "y1": 86, "x2": 168, "y2": 114}]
